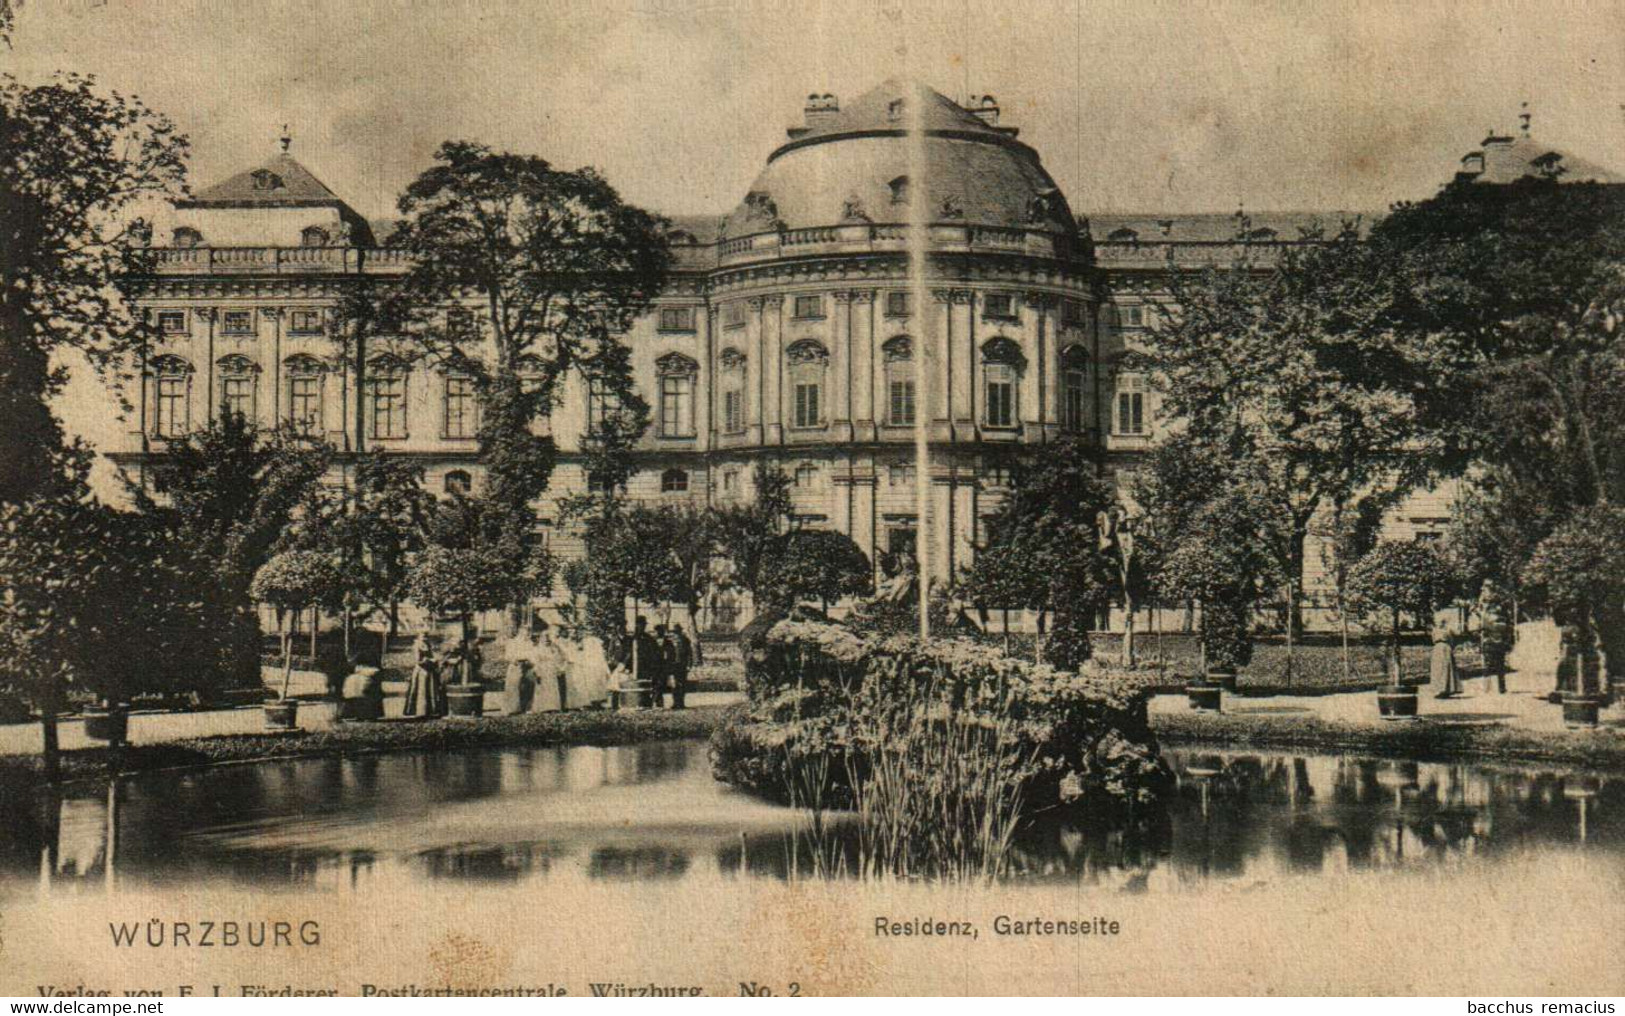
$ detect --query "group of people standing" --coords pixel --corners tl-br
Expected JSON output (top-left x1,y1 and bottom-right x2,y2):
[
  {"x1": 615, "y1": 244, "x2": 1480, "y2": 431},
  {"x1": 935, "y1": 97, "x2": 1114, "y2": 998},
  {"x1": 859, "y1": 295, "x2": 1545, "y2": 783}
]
[{"x1": 623, "y1": 616, "x2": 694, "y2": 709}]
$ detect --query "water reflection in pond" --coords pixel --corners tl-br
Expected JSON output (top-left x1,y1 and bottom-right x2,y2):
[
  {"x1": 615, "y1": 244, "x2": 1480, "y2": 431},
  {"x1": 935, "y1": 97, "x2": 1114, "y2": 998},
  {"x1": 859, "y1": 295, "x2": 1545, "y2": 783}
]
[{"x1": 0, "y1": 741, "x2": 1619, "y2": 898}]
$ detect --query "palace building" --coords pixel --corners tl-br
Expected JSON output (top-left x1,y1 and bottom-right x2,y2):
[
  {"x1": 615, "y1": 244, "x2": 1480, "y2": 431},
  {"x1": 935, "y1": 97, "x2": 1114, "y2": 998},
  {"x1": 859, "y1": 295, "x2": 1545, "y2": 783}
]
[{"x1": 111, "y1": 80, "x2": 1619, "y2": 626}]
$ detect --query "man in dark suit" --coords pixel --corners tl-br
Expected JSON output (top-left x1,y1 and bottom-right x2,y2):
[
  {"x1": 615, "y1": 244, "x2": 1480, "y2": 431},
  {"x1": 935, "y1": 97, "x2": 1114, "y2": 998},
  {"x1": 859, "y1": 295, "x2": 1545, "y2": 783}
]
[{"x1": 666, "y1": 626, "x2": 694, "y2": 709}]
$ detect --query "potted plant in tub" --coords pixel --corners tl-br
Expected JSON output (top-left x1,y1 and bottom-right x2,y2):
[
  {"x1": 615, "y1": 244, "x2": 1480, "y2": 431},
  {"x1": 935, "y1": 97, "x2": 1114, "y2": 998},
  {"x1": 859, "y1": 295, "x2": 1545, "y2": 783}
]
[
  {"x1": 1523, "y1": 507, "x2": 1625, "y2": 728},
  {"x1": 406, "y1": 546, "x2": 508, "y2": 719},
  {"x1": 1347, "y1": 540, "x2": 1455, "y2": 719},
  {"x1": 251, "y1": 551, "x2": 340, "y2": 730},
  {"x1": 1155, "y1": 489, "x2": 1279, "y2": 710}
]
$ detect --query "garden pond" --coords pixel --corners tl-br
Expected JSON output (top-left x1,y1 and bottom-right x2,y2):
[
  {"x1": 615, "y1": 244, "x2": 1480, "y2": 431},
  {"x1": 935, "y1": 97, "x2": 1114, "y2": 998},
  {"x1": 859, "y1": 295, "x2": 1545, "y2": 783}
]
[{"x1": 1, "y1": 739, "x2": 1621, "y2": 898}]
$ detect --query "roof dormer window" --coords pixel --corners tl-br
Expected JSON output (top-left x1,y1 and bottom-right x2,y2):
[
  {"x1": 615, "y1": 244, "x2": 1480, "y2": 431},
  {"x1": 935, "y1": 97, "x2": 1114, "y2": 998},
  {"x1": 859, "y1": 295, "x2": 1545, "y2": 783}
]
[
  {"x1": 251, "y1": 170, "x2": 285, "y2": 191},
  {"x1": 1106, "y1": 227, "x2": 1138, "y2": 243},
  {"x1": 172, "y1": 227, "x2": 203, "y2": 248},
  {"x1": 887, "y1": 98, "x2": 907, "y2": 122}
]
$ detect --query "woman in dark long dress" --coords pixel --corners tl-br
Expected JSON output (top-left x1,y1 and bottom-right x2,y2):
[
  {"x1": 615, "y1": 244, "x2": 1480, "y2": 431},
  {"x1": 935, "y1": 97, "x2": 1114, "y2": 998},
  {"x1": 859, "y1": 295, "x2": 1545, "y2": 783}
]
[
  {"x1": 1431, "y1": 625, "x2": 1462, "y2": 699},
  {"x1": 403, "y1": 633, "x2": 448, "y2": 718}
]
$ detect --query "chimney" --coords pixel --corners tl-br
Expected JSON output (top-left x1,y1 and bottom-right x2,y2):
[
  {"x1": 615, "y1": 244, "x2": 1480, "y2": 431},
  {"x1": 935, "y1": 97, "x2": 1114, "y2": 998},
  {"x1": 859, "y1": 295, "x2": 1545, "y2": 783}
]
[
  {"x1": 969, "y1": 94, "x2": 1000, "y2": 126},
  {"x1": 804, "y1": 93, "x2": 840, "y2": 129}
]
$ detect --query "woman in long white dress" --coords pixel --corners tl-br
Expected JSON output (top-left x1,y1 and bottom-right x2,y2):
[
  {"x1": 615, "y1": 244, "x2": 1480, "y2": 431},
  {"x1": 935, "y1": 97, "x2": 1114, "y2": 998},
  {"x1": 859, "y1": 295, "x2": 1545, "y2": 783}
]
[
  {"x1": 574, "y1": 634, "x2": 611, "y2": 706},
  {"x1": 531, "y1": 629, "x2": 567, "y2": 712}
]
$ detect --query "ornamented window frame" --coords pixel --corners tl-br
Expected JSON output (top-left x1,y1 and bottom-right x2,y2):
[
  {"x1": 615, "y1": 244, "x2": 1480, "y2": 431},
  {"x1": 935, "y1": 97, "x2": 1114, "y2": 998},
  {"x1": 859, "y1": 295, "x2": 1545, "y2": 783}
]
[
  {"x1": 882, "y1": 335, "x2": 916, "y2": 427},
  {"x1": 216, "y1": 354, "x2": 260, "y2": 423},
  {"x1": 149, "y1": 355, "x2": 194, "y2": 439},
  {"x1": 284, "y1": 354, "x2": 327, "y2": 436},
  {"x1": 655, "y1": 352, "x2": 699, "y2": 438},
  {"x1": 981, "y1": 337, "x2": 1025, "y2": 430},
  {"x1": 786, "y1": 340, "x2": 828, "y2": 429},
  {"x1": 365, "y1": 354, "x2": 411, "y2": 441}
]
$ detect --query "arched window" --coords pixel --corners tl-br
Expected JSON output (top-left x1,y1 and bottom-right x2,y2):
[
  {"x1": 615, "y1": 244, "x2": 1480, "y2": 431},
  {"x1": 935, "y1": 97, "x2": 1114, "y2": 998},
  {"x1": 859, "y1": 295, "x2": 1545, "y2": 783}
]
[
  {"x1": 251, "y1": 169, "x2": 284, "y2": 191},
  {"x1": 786, "y1": 341, "x2": 828, "y2": 429},
  {"x1": 656, "y1": 353, "x2": 698, "y2": 438},
  {"x1": 981, "y1": 338, "x2": 1025, "y2": 429},
  {"x1": 365, "y1": 356, "x2": 410, "y2": 440},
  {"x1": 882, "y1": 336, "x2": 915, "y2": 426},
  {"x1": 443, "y1": 470, "x2": 473, "y2": 496},
  {"x1": 440, "y1": 356, "x2": 483, "y2": 440},
  {"x1": 719, "y1": 348, "x2": 747, "y2": 434},
  {"x1": 172, "y1": 226, "x2": 203, "y2": 249},
  {"x1": 217, "y1": 354, "x2": 260, "y2": 423},
  {"x1": 149, "y1": 355, "x2": 193, "y2": 438},
  {"x1": 1061, "y1": 345, "x2": 1090, "y2": 434},
  {"x1": 284, "y1": 354, "x2": 326, "y2": 435},
  {"x1": 661, "y1": 468, "x2": 690, "y2": 493},
  {"x1": 300, "y1": 225, "x2": 330, "y2": 247},
  {"x1": 889, "y1": 175, "x2": 911, "y2": 206}
]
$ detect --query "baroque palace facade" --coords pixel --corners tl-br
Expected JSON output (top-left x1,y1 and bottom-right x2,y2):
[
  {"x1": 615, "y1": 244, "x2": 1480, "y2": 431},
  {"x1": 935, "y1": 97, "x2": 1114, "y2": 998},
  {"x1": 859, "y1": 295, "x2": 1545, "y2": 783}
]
[{"x1": 111, "y1": 80, "x2": 1620, "y2": 624}]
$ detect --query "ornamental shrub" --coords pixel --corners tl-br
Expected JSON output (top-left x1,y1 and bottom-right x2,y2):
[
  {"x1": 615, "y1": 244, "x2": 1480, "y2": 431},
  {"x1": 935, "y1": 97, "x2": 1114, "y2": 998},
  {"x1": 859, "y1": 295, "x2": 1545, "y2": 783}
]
[{"x1": 710, "y1": 618, "x2": 1170, "y2": 821}]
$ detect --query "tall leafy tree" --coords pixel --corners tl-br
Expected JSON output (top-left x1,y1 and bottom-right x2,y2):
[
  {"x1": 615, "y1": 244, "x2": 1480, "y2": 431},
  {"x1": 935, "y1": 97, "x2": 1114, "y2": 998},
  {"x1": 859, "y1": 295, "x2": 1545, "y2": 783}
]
[
  {"x1": 1374, "y1": 179, "x2": 1625, "y2": 677},
  {"x1": 0, "y1": 73, "x2": 188, "y2": 503},
  {"x1": 128, "y1": 414, "x2": 329, "y2": 687},
  {"x1": 1136, "y1": 227, "x2": 1437, "y2": 663},
  {"x1": 964, "y1": 439, "x2": 1117, "y2": 667},
  {"x1": 386, "y1": 140, "x2": 670, "y2": 626}
]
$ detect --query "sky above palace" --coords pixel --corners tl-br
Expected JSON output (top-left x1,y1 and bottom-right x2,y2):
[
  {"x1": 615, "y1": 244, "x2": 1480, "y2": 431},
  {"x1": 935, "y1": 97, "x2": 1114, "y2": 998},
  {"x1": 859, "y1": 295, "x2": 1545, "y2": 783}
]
[{"x1": 7, "y1": 0, "x2": 1625, "y2": 219}]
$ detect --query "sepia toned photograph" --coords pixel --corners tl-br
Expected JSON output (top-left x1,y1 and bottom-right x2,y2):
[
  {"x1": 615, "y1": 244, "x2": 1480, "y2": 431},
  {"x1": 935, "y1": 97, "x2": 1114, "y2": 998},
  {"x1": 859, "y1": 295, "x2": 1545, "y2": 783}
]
[{"x1": 0, "y1": 0, "x2": 1622, "y2": 999}]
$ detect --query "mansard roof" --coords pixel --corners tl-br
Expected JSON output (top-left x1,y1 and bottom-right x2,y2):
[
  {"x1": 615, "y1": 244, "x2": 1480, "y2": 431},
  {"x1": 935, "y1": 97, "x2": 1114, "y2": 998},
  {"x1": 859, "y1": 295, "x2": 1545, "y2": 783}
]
[{"x1": 179, "y1": 152, "x2": 349, "y2": 209}]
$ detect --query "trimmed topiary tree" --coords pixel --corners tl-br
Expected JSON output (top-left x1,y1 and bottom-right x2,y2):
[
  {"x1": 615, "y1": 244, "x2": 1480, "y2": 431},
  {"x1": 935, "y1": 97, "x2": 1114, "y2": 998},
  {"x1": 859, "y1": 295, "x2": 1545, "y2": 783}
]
[
  {"x1": 1522, "y1": 505, "x2": 1625, "y2": 702},
  {"x1": 1345, "y1": 539, "x2": 1456, "y2": 684},
  {"x1": 761, "y1": 529, "x2": 872, "y2": 614},
  {"x1": 251, "y1": 550, "x2": 341, "y2": 701},
  {"x1": 405, "y1": 546, "x2": 511, "y2": 657}
]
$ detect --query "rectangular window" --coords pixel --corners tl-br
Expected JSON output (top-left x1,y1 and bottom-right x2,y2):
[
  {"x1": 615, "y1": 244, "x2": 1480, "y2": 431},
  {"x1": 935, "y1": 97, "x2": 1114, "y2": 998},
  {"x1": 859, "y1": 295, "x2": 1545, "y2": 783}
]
[
  {"x1": 586, "y1": 377, "x2": 620, "y2": 435},
  {"x1": 221, "y1": 376, "x2": 254, "y2": 421},
  {"x1": 660, "y1": 374, "x2": 694, "y2": 437},
  {"x1": 154, "y1": 377, "x2": 187, "y2": 437},
  {"x1": 289, "y1": 375, "x2": 322, "y2": 435},
  {"x1": 1117, "y1": 392, "x2": 1145, "y2": 435},
  {"x1": 368, "y1": 376, "x2": 407, "y2": 439},
  {"x1": 888, "y1": 379, "x2": 915, "y2": 426},
  {"x1": 289, "y1": 310, "x2": 323, "y2": 334},
  {"x1": 793, "y1": 382, "x2": 821, "y2": 428},
  {"x1": 1063, "y1": 371, "x2": 1088, "y2": 432},
  {"x1": 723, "y1": 389, "x2": 744, "y2": 433},
  {"x1": 444, "y1": 376, "x2": 478, "y2": 438},
  {"x1": 658, "y1": 307, "x2": 696, "y2": 332},
  {"x1": 158, "y1": 311, "x2": 187, "y2": 334},
  {"x1": 1116, "y1": 374, "x2": 1148, "y2": 434},
  {"x1": 1118, "y1": 305, "x2": 1145, "y2": 328},
  {"x1": 985, "y1": 365, "x2": 1016, "y2": 427},
  {"x1": 885, "y1": 291, "x2": 911, "y2": 317},
  {"x1": 723, "y1": 302, "x2": 746, "y2": 329},
  {"x1": 888, "y1": 464, "x2": 915, "y2": 488},
  {"x1": 1061, "y1": 299, "x2": 1086, "y2": 328},
  {"x1": 222, "y1": 310, "x2": 253, "y2": 335},
  {"x1": 793, "y1": 295, "x2": 824, "y2": 320},
  {"x1": 983, "y1": 293, "x2": 1015, "y2": 320}
]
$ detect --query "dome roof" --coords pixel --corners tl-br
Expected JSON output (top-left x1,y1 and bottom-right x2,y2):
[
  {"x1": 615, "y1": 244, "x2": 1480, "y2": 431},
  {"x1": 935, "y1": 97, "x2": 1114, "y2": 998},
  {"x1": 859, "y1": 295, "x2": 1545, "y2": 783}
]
[{"x1": 720, "y1": 80, "x2": 1076, "y2": 242}]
